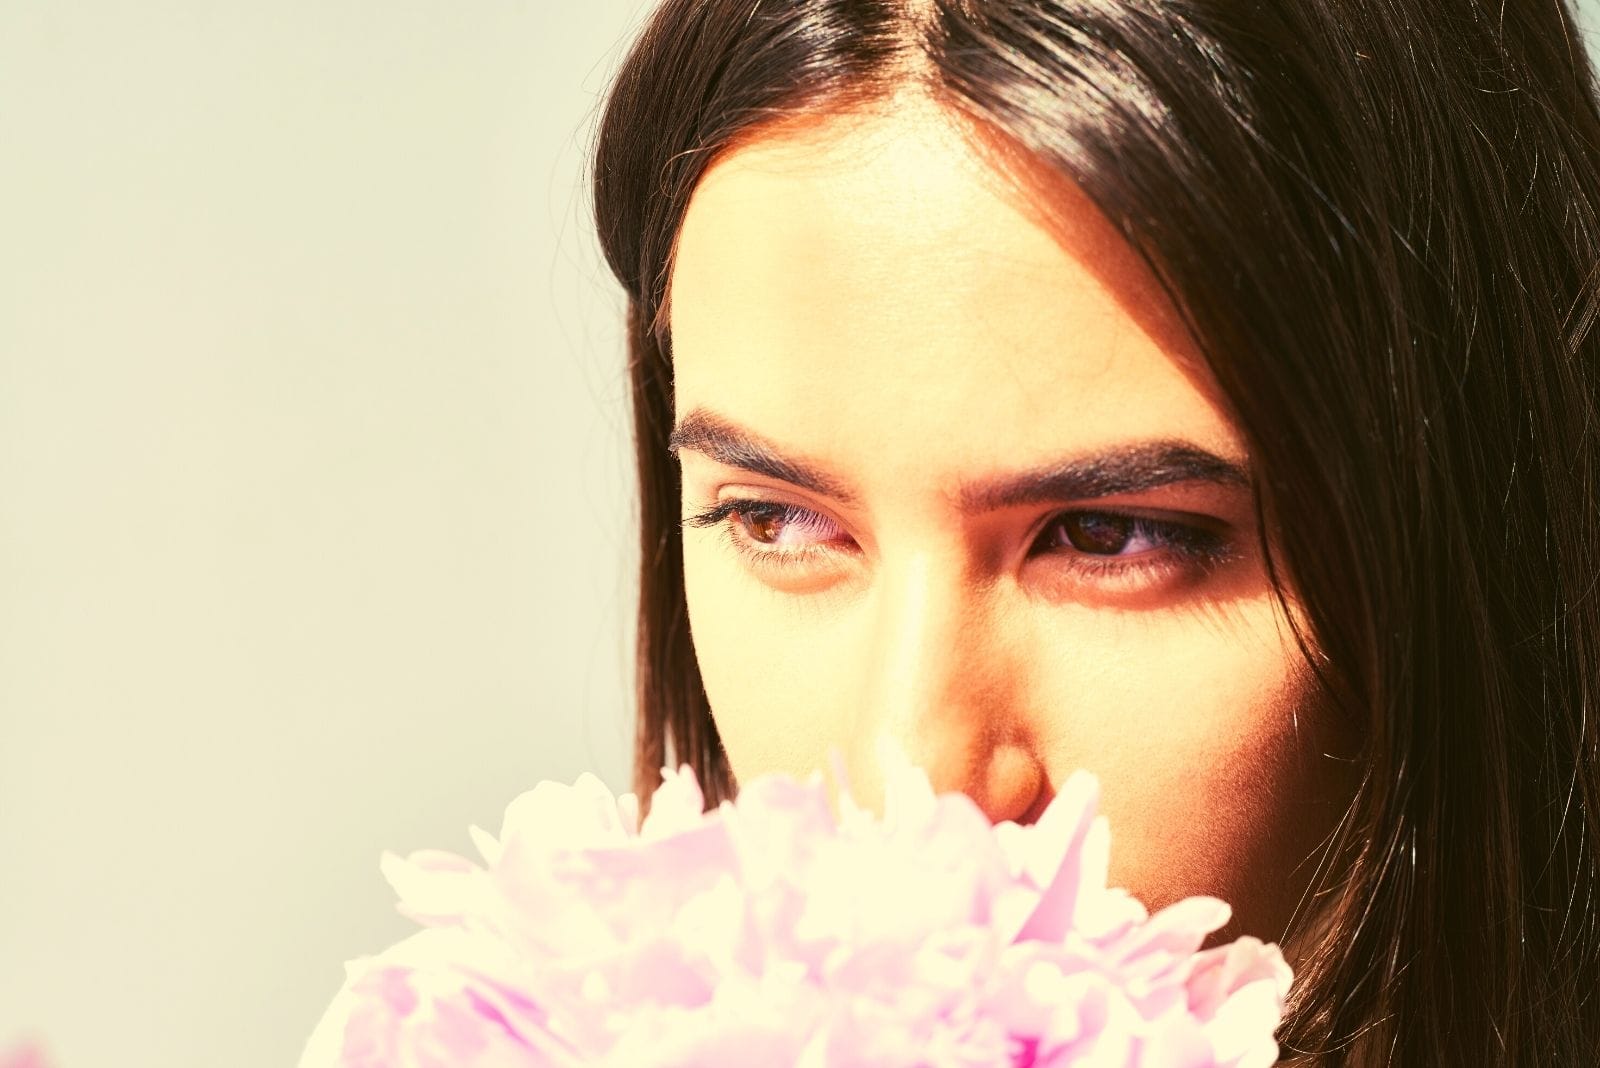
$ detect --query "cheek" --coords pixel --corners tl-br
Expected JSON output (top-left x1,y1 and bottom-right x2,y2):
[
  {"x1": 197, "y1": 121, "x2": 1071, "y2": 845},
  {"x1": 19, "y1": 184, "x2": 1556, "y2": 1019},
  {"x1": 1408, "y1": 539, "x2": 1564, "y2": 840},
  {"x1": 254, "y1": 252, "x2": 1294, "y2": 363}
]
[
  {"x1": 1038, "y1": 597, "x2": 1346, "y2": 932},
  {"x1": 682, "y1": 538, "x2": 853, "y2": 782}
]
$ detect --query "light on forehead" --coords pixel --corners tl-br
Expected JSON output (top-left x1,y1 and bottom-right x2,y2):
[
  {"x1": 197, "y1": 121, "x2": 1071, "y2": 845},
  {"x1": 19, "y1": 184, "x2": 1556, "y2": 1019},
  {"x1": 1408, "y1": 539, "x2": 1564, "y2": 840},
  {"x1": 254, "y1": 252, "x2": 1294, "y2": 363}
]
[
  {"x1": 667, "y1": 95, "x2": 1222, "y2": 407},
  {"x1": 667, "y1": 101, "x2": 1247, "y2": 499},
  {"x1": 663, "y1": 95, "x2": 980, "y2": 326}
]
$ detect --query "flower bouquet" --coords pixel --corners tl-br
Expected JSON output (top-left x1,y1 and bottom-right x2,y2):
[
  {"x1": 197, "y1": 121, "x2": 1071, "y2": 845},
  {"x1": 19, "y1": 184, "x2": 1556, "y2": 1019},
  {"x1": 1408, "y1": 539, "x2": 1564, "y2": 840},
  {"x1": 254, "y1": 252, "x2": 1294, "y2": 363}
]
[{"x1": 299, "y1": 749, "x2": 1291, "y2": 1067}]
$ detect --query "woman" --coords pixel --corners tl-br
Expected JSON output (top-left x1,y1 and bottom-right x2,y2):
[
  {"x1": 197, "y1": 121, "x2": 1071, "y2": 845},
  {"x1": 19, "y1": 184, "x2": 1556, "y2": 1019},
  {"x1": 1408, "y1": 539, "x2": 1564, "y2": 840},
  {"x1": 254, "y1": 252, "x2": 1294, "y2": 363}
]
[{"x1": 592, "y1": 0, "x2": 1600, "y2": 1063}]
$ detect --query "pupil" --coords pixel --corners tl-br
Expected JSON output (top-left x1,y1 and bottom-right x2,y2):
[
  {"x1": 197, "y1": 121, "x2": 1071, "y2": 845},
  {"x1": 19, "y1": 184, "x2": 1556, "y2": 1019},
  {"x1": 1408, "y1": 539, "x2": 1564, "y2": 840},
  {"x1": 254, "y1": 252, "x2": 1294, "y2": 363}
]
[{"x1": 1063, "y1": 514, "x2": 1132, "y2": 554}]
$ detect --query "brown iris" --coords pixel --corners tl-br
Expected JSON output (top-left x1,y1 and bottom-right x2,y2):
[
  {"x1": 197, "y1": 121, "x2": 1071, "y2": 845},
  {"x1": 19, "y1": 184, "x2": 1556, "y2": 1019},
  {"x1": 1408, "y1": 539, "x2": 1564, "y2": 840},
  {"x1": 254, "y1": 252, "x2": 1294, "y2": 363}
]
[
  {"x1": 1049, "y1": 514, "x2": 1134, "y2": 555},
  {"x1": 737, "y1": 503, "x2": 789, "y2": 544}
]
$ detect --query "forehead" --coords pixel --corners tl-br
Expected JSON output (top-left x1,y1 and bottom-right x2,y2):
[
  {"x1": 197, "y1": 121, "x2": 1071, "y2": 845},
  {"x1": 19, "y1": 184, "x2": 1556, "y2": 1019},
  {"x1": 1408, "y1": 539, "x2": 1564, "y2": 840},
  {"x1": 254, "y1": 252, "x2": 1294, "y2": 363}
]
[{"x1": 667, "y1": 98, "x2": 1244, "y2": 491}]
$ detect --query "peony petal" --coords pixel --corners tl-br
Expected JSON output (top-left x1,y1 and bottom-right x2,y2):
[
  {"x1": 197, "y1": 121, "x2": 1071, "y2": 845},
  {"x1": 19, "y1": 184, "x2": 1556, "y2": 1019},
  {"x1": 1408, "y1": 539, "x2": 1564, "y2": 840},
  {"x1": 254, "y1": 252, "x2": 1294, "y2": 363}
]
[
  {"x1": 380, "y1": 849, "x2": 489, "y2": 929},
  {"x1": 1134, "y1": 1016, "x2": 1214, "y2": 1068},
  {"x1": 1002, "y1": 771, "x2": 1101, "y2": 889},
  {"x1": 639, "y1": 764, "x2": 709, "y2": 840},
  {"x1": 878, "y1": 735, "x2": 938, "y2": 832},
  {"x1": 616, "y1": 792, "x2": 640, "y2": 838},
  {"x1": 299, "y1": 928, "x2": 576, "y2": 1068},
  {"x1": 1107, "y1": 897, "x2": 1232, "y2": 980},
  {"x1": 1202, "y1": 978, "x2": 1283, "y2": 1068},
  {"x1": 497, "y1": 780, "x2": 616, "y2": 854},
  {"x1": 1184, "y1": 938, "x2": 1291, "y2": 1068},
  {"x1": 468, "y1": 825, "x2": 503, "y2": 868},
  {"x1": 1185, "y1": 937, "x2": 1291, "y2": 1021},
  {"x1": 1011, "y1": 775, "x2": 1101, "y2": 944}
]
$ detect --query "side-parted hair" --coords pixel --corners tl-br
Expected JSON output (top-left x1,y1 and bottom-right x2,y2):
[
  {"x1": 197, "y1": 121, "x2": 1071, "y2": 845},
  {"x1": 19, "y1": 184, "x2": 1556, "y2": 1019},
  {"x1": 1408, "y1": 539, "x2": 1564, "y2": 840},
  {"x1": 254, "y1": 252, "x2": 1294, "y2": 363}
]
[{"x1": 591, "y1": 1, "x2": 1600, "y2": 1062}]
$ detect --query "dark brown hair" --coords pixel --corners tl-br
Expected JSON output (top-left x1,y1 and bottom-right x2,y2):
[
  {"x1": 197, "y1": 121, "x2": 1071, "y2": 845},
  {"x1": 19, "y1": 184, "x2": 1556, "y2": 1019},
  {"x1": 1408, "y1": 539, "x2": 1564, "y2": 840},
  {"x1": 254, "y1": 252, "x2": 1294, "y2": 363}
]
[{"x1": 591, "y1": 0, "x2": 1600, "y2": 1062}]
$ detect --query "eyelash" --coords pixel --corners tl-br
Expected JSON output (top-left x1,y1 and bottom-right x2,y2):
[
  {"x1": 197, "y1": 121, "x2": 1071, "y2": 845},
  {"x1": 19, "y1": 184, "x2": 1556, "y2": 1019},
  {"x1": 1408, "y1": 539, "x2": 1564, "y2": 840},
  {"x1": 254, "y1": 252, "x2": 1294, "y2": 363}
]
[{"x1": 682, "y1": 498, "x2": 1238, "y2": 590}]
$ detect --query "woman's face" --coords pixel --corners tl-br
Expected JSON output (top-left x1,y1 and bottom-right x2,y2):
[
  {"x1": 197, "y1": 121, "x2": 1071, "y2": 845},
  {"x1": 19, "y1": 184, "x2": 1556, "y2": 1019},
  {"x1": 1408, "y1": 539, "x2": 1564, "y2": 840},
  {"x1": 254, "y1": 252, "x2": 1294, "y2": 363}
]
[{"x1": 666, "y1": 97, "x2": 1360, "y2": 950}]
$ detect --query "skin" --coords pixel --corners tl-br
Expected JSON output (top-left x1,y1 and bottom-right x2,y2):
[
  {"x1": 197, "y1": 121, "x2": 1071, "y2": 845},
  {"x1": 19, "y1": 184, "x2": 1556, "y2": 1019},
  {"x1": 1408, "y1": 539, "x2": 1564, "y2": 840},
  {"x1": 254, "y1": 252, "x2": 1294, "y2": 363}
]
[{"x1": 665, "y1": 94, "x2": 1361, "y2": 954}]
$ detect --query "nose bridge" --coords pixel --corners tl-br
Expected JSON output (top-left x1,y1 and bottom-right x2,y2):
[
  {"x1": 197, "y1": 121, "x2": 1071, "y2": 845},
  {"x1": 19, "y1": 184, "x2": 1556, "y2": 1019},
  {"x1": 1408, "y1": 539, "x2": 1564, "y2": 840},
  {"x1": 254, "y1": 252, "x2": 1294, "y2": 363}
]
[
  {"x1": 872, "y1": 550, "x2": 985, "y2": 763},
  {"x1": 857, "y1": 548, "x2": 1044, "y2": 823}
]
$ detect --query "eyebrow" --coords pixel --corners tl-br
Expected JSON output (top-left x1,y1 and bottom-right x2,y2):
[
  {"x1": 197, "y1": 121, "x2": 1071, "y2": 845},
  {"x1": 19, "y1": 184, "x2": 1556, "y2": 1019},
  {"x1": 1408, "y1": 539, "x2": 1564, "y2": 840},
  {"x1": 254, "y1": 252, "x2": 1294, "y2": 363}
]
[{"x1": 667, "y1": 408, "x2": 1251, "y2": 512}]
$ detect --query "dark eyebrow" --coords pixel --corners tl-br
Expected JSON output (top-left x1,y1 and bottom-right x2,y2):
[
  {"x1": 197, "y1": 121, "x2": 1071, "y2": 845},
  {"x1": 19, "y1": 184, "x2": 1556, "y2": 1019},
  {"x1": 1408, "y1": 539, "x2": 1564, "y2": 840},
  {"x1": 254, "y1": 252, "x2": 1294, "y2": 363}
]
[
  {"x1": 667, "y1": 407, "x2": 1251, "y2": 512},
  {"x1": 957, "y1": 441, "x2": 1251, "y2": 511},
  {"x1": 668, "y1": 409, "x2": 863, "y2": 505}
]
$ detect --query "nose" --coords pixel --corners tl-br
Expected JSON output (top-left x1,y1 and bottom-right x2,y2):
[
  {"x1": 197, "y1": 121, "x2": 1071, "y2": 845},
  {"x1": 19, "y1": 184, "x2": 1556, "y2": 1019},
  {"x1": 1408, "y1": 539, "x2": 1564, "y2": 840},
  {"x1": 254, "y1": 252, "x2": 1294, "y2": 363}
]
[{"x1": 847, "y1": 550, "x2": 1048, "y2": 826}]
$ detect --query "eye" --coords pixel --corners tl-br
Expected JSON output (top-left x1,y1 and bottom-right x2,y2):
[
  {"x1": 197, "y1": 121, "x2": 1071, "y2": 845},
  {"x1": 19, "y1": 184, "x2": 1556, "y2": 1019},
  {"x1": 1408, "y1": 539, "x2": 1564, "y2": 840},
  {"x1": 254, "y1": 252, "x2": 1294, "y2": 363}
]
[
  {"x1": 728, "y1": 501, "x2": 831, "y2": 548},
  {"x1": 1043, "y1": 513, "x2": 1160, "y2": 555},
  {"x1": 1030, "y1": 510, "x2": 1238, "y2": 592},
  {"x1": 682, "y1": 498, "x2": 850, "y2": 571}
]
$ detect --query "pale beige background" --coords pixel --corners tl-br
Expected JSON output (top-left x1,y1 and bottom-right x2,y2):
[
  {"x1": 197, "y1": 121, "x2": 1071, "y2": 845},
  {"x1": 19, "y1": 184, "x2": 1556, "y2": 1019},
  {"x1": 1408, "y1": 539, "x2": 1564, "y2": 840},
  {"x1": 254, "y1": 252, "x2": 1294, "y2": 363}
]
[
  {"x1": 2, "y1": 4, "x2": 1598, "y2": 1067},
  {"x1": 0, "y1": 2, "x2": 652, "y2": 1066}
]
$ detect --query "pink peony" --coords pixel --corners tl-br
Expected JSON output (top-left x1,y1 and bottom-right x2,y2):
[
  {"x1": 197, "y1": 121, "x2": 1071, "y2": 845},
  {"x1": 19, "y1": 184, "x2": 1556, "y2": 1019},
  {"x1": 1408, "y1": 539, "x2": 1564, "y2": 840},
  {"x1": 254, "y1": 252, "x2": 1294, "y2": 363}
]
[{"x1": 299, "y1": 750, "x2": 1291, "y2": 1067}]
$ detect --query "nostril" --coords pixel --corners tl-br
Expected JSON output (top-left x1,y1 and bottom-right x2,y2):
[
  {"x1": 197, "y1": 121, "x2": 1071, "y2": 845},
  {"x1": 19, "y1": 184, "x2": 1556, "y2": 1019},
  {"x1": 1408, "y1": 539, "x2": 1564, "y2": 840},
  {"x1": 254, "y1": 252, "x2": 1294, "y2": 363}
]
[{"x1": 1015, "y1": 786, "x2": 1055, "y2": 827}]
